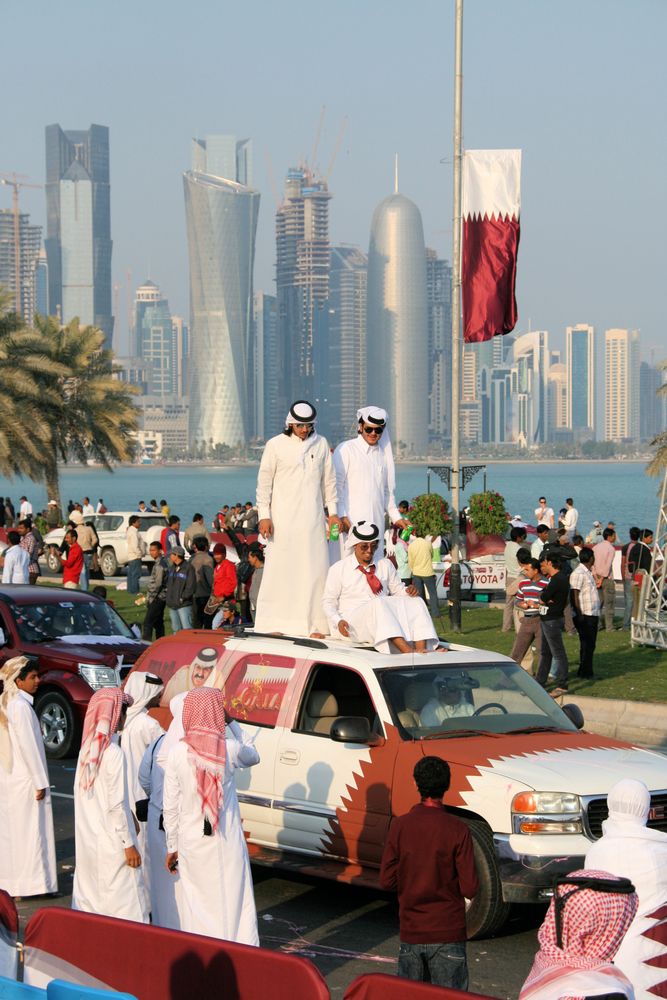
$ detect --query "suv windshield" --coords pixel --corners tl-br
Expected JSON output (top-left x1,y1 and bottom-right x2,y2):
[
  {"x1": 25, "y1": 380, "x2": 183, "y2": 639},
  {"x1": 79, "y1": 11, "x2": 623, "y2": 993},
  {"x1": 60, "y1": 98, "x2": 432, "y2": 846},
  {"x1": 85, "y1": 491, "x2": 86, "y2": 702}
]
[
  {"x1": 378, "y1": 661, "x2": 577, "y2": 738},
  {"x1": 11, "y1": 599, "x2": 135, "y2": 643}
]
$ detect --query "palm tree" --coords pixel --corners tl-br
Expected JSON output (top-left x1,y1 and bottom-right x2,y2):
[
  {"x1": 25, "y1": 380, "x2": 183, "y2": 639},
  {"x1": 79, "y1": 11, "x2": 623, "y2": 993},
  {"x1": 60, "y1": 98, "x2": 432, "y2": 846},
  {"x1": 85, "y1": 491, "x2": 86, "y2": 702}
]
[
  {"x1": 31, "y1": 316, "x2": 140, "y2": 507},
  {"x1": 647, "y1": 362, "x2": 667, "y2": 476},
  {"x1": 0, "y1": 291, "x2": 57, "y2": 481}
]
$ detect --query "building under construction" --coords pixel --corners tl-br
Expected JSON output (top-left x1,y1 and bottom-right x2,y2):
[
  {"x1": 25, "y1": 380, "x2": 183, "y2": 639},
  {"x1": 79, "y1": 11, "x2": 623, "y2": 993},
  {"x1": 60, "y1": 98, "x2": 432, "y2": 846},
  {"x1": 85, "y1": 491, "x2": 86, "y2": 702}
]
[
  {"x1": 275, "y1": 166, "x2": 332, "y2": 420},
  {"x1": 0, "y1": 210, "x2": 42, "y2": 324}
]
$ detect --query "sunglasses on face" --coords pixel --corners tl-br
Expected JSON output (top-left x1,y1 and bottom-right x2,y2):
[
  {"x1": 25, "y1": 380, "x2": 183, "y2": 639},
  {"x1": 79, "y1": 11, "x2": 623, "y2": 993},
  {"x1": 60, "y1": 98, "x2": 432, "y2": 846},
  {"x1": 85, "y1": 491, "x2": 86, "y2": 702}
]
[
  {"x1": 294, "y1": 422, "x2": 313, "y2": 429},
  {"x1": 362, "y1": 425, "x2": 383, "y2": 436},
  {"x1": 357, "y1": 542, "x2": 378, "y2": 550}
]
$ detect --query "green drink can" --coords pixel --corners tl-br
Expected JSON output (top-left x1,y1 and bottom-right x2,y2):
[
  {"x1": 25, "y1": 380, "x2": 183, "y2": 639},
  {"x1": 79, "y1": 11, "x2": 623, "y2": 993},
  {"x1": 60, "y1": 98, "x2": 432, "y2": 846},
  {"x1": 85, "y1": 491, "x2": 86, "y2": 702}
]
[{"x1": 329, "y1": 522, "x2": 340, "y2": 542}]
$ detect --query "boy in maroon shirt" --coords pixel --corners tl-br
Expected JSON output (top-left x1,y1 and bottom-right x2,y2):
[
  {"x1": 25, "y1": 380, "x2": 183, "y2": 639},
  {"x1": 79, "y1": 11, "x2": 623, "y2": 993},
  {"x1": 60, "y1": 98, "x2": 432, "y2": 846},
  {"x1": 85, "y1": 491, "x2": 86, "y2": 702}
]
[{"x1": 380, "y1": 755, "x2": 479, "y2": 988}]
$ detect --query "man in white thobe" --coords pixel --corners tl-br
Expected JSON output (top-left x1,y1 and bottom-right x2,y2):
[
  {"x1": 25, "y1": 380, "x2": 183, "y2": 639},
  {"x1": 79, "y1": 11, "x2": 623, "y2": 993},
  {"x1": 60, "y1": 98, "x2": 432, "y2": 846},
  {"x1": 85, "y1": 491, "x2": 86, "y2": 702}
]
[
  {"x1": 1, "y1": 532, "x2": 30, "y2": 584},
  {"x1": 121, "y1": 671, "x2": 164, "y2": 817},
  {"x1": 72, "y1": 687, "x2": 149, "y2": 923},
  {"x1": 332, "y1": 406, "x2": 408, "y2": 559},
  {"x1": 255, "y1": 400, "x2": 340, "y2": 636},
  {"x1": 419, "y1": 674, "x2": 476, "y2": 727},
  {"x1": 322, "y1": 522, "x2": 442, "y2": 653},
  {"x1": 585, "y1": 778, "x2": 667, "y2": 1000},
  {"x1": 0, "y1": 657, "x2": 57, "y2": 898},
  {"x1": 163, "y1": 688, "x2": 260, "y2": 945}
]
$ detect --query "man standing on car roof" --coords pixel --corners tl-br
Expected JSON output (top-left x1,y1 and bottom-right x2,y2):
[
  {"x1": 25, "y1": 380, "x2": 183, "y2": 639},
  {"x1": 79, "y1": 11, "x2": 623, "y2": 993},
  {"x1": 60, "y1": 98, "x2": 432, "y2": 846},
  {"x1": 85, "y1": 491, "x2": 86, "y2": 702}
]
[
  {"x1": 332, "y1": 406, "x2": 408, "y2": 560},
  {"x1": 380, "y1": 755, "x2": 478, "y2": 989},
  {"x1": 255, "y1": 400, "x2": 339, "y2": 637},
  {"x1": 0, "y1": 657, "x2": 58, "y2": 900}
]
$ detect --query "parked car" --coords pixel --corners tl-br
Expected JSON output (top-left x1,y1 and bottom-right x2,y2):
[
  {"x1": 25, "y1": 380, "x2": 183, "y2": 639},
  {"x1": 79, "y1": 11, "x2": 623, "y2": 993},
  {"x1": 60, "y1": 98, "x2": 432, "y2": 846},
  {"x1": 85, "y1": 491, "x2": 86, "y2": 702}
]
[
  {"x1": 43, "y1": 512, "x2": 167, "y2": 577},
  {"x1": 130, "y1": 630, "x2": 667, "y2": 938},
  {"x1": 0, "y1": 585, "x2": 148, "y2": 757}
]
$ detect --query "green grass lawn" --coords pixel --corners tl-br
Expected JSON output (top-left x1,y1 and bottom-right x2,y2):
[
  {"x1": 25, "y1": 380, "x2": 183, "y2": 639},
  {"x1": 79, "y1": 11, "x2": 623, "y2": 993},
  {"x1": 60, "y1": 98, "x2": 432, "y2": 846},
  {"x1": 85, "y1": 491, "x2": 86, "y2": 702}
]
[{"x1": 40, "y1": 581, "x2": 667, "y2": 705}]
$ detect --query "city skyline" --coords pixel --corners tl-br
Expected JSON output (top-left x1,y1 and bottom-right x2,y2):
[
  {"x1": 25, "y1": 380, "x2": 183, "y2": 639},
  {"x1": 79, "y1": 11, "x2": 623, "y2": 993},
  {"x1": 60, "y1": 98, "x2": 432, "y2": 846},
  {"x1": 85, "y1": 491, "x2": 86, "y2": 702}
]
[{"x1": 3, "y1": 0, "x2": 665, "y2": 367}]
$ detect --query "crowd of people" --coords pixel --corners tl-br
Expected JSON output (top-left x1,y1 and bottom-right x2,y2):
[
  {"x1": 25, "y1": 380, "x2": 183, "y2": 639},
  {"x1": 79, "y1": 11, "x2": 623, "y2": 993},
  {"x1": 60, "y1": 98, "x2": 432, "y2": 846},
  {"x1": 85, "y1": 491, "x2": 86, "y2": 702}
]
[{"x1": 502, "y1": 495, "x2": 657, "y2": 693}]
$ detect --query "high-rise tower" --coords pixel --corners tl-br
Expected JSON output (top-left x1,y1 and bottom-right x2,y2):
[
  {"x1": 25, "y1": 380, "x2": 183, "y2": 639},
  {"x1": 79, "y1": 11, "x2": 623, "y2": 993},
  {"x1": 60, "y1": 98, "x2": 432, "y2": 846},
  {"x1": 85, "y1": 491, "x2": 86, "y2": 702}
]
[
  {"x1": 605, "y1": 328, "x2": 640, "y2": 442},
  {"x1": 566, "y1": 324, "x2": 595, "y2": 436},
  {"x1": 44, "y1": 124, "x2": 113, "y2": 343},
  {"x1": 275, "y1": 166, "x2": 331, "y2": 413},
  {"x1": 184, "y1": 135, "x2": 260, "y2": 450},
  {"x1": 366, "y1": 190, "x2": 428, "y2": 455},
  {"x1": 0, "y1": 210, "x2": 42, "y2": 324},
  {"x1": 134, "y1": 280, "x2": 175, "y2": 397}
]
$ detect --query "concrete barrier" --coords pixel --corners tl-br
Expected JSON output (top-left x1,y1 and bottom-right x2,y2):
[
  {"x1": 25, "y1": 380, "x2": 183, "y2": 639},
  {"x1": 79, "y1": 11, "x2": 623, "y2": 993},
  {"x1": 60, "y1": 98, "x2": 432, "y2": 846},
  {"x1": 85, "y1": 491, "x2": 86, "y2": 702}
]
[{"x1": 554, "y1": 693, "x2": 667, "y2": 749}]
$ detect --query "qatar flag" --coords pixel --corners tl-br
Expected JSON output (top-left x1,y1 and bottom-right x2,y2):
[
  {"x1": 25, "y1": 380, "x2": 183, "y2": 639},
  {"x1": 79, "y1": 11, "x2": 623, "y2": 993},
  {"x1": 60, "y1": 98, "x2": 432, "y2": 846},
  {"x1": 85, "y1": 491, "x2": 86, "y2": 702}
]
[{"x1": 462, "y1": 149, "x2": 521, "y2": 344}]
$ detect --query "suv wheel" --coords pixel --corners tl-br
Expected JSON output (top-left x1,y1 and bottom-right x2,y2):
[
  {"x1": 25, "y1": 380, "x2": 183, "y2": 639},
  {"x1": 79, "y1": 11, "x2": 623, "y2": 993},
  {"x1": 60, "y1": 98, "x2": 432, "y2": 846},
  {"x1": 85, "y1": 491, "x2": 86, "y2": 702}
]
[
  {"x1": 100, "y1": 547, "x2": 118, "y2": 577},
  {"x1": 36, "y1": 691, "x2": 79, "y2": 759},
  {"x1": 465, "y1": 819, "x2": 512, "y2": 939},
  {"x1": 46, "y1": 546, "x2": 62, "y2": 574}
]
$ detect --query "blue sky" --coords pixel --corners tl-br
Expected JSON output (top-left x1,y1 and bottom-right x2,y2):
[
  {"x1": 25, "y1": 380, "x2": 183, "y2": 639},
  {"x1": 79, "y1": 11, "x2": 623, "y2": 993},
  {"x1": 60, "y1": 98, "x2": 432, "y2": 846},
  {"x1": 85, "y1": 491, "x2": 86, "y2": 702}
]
[{"x1": 3, "y1": 0, "x2": 666, "y2": 359}]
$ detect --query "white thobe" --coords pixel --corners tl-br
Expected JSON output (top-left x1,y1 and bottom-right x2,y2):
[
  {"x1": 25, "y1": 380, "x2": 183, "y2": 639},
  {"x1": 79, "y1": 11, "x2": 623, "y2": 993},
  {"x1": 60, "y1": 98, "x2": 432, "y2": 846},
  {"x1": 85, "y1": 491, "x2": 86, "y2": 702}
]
[
  {"x1": 138, "y1": 735, "x2": 182, "y2": 929},
  {"x1": 72, "y1": 742, "x2": 149, "y2": 922},
  {"x1": 121, "y1": 711, "x2": 164, "y2": 901},
  {"x1": 322, "y1": 557, "x2": 439, "y2": 653},
  {"x1": 0, "y1": 692, "x2": 57, "y2": 896},
  {"x1": 333, "y1": 437, "x2": 400, "y2": 558},
  {"x1": 162, "y1": 723, "x2": 260, "y2": 945},
  {"x1": 254, "y1": 432, "x2": 337, "y2": 635},
  {"x1": 586, "y1": 824, "x2": 667, "y2": 1000},
  {"x1": 420, "y1": 698, "x2": 475, "y2": 727},
  {"x1": 1, "y1": 546, "x2": 30, "y2": 584}
]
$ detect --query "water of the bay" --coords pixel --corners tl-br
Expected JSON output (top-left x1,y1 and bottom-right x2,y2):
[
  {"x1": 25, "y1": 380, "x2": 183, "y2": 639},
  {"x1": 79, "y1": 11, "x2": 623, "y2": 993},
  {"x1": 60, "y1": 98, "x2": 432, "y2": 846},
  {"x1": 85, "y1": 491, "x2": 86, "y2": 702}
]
[{"x1": 0, "y1": 460, "x2": 660, "y2": 540}]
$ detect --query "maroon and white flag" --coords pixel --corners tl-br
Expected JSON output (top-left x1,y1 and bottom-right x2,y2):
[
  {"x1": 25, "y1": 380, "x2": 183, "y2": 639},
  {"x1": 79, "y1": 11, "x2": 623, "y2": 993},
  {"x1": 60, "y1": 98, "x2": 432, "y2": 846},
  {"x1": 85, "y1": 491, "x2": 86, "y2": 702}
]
[{"x1": 462, "y1": 148, "x2": 521, "y2": 343}]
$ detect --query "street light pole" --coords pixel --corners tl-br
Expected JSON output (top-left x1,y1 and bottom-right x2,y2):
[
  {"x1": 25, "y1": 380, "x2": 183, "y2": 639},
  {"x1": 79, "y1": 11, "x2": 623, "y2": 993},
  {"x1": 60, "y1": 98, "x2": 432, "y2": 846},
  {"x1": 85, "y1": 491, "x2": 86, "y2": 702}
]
[{"x1": 449, "y1": 0, "x2": 464, "y2": 632}]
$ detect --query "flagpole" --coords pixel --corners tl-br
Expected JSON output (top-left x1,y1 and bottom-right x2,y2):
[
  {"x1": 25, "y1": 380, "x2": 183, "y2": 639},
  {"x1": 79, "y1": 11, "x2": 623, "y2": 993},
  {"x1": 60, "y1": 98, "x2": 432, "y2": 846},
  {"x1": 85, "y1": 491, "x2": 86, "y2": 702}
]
[{"x1": 449, "y1": 0, "x2": 464, "y2": 632}]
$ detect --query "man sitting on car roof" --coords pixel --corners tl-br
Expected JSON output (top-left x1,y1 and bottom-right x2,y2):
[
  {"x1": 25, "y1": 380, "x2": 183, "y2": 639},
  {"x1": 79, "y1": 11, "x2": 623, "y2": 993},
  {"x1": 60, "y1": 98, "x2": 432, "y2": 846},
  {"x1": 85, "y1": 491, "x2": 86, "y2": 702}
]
[
  {"x1": 420, "y1": 673, "x2": 477, "y2": 726},
  {"x1": 322, "y1": 521, "x2": 444, "y2": 654}
]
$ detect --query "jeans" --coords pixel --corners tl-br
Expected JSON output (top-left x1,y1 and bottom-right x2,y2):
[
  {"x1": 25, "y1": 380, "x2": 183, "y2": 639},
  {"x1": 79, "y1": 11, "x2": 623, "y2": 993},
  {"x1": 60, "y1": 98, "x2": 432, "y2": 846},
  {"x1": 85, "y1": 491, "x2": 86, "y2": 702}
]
[
  {"x1": 127, "y1": 558, "x2": 142, "y2": 594},
  {"x1": 142, "y1": 597, "x2": 166, "y2": 641},
  {"x1": 574, "y1": 612, "x2": 599, "y2": 678},
  {"x1": 536, "y1": 617, "x2": 569, "y2": 689},
  {"x1": 622, "y1": 577, "x2": 634, "y2": 628},
  {"x1": 169, "y1": 605, "x2": 193, "y2": 632},
  {"x1": 412, "y1": 575, "x2": 440, "y2": 617},
  {"x1": 398, "y1": 940, "x2": 468, "y2": 990},
  {"x1": 80, "y1": 551, "x2": 93, "y2": 592}
]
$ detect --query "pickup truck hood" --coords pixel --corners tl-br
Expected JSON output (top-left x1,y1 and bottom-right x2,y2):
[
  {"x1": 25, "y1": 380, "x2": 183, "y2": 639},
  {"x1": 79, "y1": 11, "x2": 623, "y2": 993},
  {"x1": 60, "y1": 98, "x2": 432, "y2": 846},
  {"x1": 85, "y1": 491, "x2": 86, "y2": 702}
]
[{"x1": 444, "y1": 730, "x2": 667, "y2": 795}]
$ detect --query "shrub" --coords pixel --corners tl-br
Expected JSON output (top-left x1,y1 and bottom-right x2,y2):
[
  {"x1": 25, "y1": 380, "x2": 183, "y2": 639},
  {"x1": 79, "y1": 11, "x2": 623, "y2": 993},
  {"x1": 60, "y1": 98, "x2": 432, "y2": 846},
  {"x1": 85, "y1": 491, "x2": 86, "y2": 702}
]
[
  {"x1": 467, "y1": 490, "x2": 507, "y2": 537},
  {"x1": 408, "y1": 493, "x2": 453, "y2": 537}
]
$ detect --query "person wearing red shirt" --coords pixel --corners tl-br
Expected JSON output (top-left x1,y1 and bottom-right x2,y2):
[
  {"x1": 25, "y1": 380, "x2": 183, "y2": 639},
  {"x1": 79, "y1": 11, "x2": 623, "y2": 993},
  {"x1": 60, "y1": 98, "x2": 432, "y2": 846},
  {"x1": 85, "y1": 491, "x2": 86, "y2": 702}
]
[
  {"x1": 212, "y1": 543, "x2": 237, "y2": 601},
  {"x1": 61, "y1": 529, "x2": 84, "y2": 589},
  {"x1": 380, "y1": 755, "x2": 479, "y2": 989}
]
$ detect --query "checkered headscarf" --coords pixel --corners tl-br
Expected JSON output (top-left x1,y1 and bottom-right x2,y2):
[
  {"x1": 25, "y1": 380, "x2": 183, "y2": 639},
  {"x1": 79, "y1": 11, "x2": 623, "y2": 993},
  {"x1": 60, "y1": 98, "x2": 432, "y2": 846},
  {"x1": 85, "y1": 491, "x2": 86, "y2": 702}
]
[
  {"x1": 78, "y1": 688, "x2": 133, "y2": 791},
  {"x1": 181, "y1": 688, "x2": 227, "y2": 833}
]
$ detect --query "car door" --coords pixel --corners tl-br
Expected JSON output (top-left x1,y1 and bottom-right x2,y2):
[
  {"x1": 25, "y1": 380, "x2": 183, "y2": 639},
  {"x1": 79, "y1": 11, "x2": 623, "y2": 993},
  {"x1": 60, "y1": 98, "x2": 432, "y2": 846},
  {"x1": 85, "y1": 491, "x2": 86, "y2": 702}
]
[{"x1": 273, "y1": 661, "x2": 398, "y2": 870}]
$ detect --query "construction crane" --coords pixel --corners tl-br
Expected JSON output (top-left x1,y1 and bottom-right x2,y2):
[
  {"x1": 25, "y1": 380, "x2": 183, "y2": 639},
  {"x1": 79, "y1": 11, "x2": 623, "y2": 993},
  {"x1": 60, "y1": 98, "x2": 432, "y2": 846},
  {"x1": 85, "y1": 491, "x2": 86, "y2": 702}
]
[
  {"x1": 631, "y1": 466, "x2": 667, "y2": 650},
  {"x1": 0, "y1": 172, "x2": 43, "y2": 316},
  {"x1": 325, "y1": 116, "x2": 348, "y2": 182}
]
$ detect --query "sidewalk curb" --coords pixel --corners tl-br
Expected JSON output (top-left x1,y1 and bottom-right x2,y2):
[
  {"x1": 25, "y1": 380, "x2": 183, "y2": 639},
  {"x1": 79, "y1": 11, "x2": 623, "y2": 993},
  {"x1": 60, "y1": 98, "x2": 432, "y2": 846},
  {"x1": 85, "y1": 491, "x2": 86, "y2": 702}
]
[{"x1": 557, "y1": 694, "x2": 667, "y2": 750}]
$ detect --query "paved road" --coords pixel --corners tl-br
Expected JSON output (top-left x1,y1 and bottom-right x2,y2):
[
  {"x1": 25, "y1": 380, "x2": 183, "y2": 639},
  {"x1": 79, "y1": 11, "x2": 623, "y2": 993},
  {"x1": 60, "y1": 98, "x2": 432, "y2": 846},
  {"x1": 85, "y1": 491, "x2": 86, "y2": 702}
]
[{"x1": 12, "y1": 759, "x2": 546, "y2": 999}]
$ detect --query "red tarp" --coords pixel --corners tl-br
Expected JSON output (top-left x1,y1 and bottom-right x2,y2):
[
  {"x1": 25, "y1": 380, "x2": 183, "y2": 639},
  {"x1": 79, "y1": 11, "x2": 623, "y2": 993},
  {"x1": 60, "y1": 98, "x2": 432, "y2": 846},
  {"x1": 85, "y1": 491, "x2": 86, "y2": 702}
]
[
  {"x1": 345, "y1": 973, "x2": 498, "y2": 1000},
  {"x1": 465, "y1": 522, "x2": 506, "y2": 561},
  {"x1": 23, "y1": 907, "x2": 329, "y2": 1000},
  {"x1": 0, "y1": 889, "x2": 18, "y2": 979}
]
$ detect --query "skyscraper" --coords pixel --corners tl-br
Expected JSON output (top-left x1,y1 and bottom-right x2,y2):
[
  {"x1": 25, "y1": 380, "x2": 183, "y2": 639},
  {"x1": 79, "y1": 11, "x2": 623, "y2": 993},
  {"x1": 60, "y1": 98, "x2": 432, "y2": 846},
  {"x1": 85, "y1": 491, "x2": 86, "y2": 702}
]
[
  {"x1": 184, "y1": 135, "x2": 260, "y2": 450},
  {"x1": 548, "y1": 361, "x2": 568, "y2": 438},
  {"x1": 327, "y1": 245, "x2": 368, "y2": 443},
  {"x1": 604, "y1": 328, "x2": 640, "y2": 442},
  {"x1": 134, "y1": 280, "x2": 175, "y2": 397},
  {"x1": 511, "y1": 331, "x2": 550, "y2": 446},
  {"x1": 426, "y1": 248, "x2": 452, "y2": 446},
  {"x1": 171, "y1": 316, "x2": 189, "y2": 398},
  {"x1": 275, "y1": 166, "x2": 332, "y2": 412},
  {"x1": 45, "y1": 124, "x2": 113, "y2": 343},
  {"x1": 0, "y1": 210, "x2": 42, "y2": 324},
  {"x1": 252, "y1": 291, "x2": 279, "y2": 441},
  {"x1": 566, "y1": 324, "x2": 595, "y2": 436},
  {"x1": 367, "y1": 190, "x2": 428, "y2": 455}
]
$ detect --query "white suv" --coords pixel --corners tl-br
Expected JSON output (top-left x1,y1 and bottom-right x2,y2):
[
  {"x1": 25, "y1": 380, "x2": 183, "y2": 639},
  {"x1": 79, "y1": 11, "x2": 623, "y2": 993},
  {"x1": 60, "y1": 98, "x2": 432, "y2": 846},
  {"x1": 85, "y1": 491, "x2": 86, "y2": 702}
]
[{"x1": 44, "y1": 512, "x2": 167, "y2": 577}]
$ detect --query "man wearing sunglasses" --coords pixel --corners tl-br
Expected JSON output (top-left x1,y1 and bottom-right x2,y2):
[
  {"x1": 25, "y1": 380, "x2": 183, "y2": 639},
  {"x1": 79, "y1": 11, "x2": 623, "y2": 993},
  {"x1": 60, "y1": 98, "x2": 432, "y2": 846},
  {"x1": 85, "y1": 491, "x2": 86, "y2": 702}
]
[
  {"x1": 322, "y1": 521, "x2": 442, "y2": 653},
  {"x1": 332, "y1": 405, "x2": 409, "y2": 560}
]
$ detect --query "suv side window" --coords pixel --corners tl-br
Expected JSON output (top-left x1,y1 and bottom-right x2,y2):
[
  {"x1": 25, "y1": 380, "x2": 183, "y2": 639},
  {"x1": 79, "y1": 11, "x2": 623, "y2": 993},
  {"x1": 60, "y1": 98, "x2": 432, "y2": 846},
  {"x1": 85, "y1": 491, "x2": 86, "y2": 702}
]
[
  {"x1": 295, "y1": 663, "x2": 382, "y2": 738},
  {"x1": 138, "y1": 516, "x2": 168, "y2": 531},
  {"x1": 94, "y1": 515, "x2": 123, "y2": 532},
  {"x1": 225, "y1": 653, "x2": 297, "y2": 728}
]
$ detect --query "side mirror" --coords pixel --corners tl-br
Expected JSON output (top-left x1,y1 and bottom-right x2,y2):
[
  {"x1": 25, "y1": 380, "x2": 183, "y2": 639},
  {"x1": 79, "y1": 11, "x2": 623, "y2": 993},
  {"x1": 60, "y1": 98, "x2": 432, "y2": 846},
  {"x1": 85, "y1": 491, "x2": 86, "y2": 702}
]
[
  {"x1": 561, "y1": 703, "x2": 584, "y2": 730},
  {"x1": 330, "y1": 716, "x2": 383, "y2": 746},
  {"x1": 0, "y1": 627, "x2": 5, "y2": 646}
]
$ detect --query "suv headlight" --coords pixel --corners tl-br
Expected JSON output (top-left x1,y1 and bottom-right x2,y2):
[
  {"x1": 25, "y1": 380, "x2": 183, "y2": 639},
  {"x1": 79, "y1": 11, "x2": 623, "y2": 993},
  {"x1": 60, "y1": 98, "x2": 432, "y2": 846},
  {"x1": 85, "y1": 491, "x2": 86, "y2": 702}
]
[
  {"x1": 79, "y1": 663, "x2": 118, "y2": 690},
  {"x1": 511, "y1": 791, "x2": 583, "y2": 835}
]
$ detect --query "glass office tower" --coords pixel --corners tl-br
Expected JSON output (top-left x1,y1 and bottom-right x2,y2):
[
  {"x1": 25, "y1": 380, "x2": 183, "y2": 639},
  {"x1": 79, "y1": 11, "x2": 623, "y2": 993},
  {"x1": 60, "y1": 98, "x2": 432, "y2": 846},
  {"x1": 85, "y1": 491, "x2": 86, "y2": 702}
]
[
  {"x1": 184, "y1": 135, "x2": 260, "y2": 450},
  {"x1": 45, "y1": 124, "x2": 113, "y2": 344}
]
